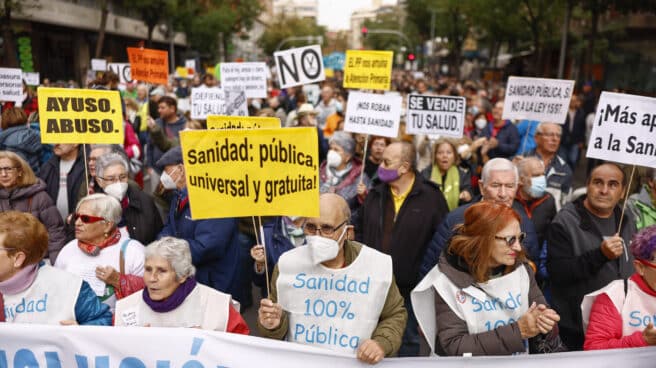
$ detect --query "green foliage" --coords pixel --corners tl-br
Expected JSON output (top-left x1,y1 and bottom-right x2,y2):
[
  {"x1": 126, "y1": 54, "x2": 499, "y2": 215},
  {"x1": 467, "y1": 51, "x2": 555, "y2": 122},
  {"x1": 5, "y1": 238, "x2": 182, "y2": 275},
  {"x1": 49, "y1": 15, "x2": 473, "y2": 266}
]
[{"x1": 258, "y1": 15, "x2": 326, "y2": 56}]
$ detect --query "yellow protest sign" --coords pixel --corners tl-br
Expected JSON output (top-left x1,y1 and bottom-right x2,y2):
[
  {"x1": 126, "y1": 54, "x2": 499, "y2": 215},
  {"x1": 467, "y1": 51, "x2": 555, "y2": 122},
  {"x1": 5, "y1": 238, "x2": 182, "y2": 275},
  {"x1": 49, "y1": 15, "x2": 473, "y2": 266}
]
[
  {"x1": 176, "y1": 66, "x2": 188, "y2": 78},
  {"x1": 343, "y1": 50, "x2": 393, "y2": 90},
  {"x1": 180, "y1": 128, "x2": 319, "y2": 219},
  {"x1": 37, "y1": 87, "x2": 124, "y2": 144},
  {"x1": 324, "y1": 68, "x2": 335, "y2": 78},
  {"x1": 207, "y1": 116, "x2": 281, "y2": 130}
]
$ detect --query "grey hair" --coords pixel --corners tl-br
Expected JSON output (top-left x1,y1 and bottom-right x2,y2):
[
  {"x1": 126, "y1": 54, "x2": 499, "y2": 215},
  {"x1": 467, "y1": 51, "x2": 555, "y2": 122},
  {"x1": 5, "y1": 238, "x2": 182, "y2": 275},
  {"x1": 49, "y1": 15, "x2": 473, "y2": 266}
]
[
  {"x1": 329, "y1": 131, "x2": 356, "y2": 156},
  {"x1": 96, "y1": 152, "x2": 129, "y2": 178},
  {"x1": 481, "y1": 158, "x2": 518, "y2": 184},
  {"x1": 76, "y1": 193, "x2": 122, "y2": 224},
  {"x1": 145, "y1": 237, "x2": 196, "y2": 280},
  {"x1": 536, "y1": 122, "x2": 562, "y2": 134},
  {"x1": 517, "y1": 156, "x2": 544, "y2": 179}
]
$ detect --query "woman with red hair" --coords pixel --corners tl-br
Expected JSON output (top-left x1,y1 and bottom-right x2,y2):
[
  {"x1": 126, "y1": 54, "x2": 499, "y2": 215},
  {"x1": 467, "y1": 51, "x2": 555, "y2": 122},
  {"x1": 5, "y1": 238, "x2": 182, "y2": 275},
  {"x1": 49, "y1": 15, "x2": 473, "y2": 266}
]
[{"x1": 412, "y1": 201, "x2": 562, "y2": 355}]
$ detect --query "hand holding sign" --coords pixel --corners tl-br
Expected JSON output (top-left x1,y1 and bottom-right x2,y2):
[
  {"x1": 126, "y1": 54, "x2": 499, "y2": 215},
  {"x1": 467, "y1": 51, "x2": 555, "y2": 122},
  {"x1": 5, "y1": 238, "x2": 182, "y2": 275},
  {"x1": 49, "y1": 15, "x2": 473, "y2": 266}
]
[
  {"x1": 258, "y1": 298, "x2": 283, "y2": 330},
  {"x1": 356, "y1": 339, "x2": 384, "y2": 364}
]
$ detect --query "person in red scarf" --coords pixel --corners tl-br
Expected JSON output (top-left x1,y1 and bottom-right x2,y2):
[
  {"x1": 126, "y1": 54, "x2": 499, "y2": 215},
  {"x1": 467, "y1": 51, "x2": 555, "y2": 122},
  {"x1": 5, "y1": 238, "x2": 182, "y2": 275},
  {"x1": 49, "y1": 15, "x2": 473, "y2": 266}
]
[
  {"x1": 583, "y1": 224, "x2": 656, "y2": 349},
  {"x1": 54, "y1": 193, "x2": 145, "y2": 313}
]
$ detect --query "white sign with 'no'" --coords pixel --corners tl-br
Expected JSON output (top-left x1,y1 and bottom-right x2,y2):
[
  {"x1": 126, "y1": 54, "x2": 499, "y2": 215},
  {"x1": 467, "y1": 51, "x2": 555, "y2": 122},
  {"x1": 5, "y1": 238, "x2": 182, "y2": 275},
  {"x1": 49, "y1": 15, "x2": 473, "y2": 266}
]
[{"x1": 274, "y1": 45, "x2": 325, "y2": 89}]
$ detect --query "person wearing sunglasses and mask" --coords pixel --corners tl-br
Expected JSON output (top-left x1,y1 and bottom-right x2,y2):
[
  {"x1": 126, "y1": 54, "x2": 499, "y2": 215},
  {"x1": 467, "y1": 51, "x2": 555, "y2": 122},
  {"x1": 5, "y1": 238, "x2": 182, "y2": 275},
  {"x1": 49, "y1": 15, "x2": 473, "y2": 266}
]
[
  {"x1": 0, "y1": 211, "x2": 112, "y2": 325},
  {"x1": 55, "y1": 194, "x2": 145, "y2": 312},
  {"x1": 258, "y1": 193, "x2": 407, "y2": 365},
  {"x1": 412, "y1": 201, "x2": 562, "y2": 356},
  {"x1": 95, "y1": 152, "x2": 163, "y2": 245}
]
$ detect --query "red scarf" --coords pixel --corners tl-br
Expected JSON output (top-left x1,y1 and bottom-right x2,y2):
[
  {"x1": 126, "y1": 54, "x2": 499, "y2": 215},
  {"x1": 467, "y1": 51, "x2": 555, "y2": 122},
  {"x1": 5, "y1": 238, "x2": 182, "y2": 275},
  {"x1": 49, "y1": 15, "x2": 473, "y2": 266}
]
[
  {"x1": 78, "y1": 228, "x2": 122, "y2": 256},
  {"x1": 631, "y1": 273, "x2": 656, "y2": 297},
  {"x1": 0, "y1": 292, "x2": 4, "y2": 322}
]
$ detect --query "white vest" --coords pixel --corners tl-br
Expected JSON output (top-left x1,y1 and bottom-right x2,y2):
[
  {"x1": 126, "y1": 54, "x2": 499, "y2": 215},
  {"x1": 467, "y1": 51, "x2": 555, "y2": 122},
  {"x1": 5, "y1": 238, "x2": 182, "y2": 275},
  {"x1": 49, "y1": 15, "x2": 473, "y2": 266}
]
[
  {"x1": 114, "y1": 284, "x2": 231, "y2": 331},
  {"x1": 581, "y1": 278, "x2": 656, "y2": 336},
  {"x1": 4, "y1": 265, "x2": 80, "y2": 324},
  {"x1": 276, "y1": 244, "x2": 392, "y2": 354},
  {"x1": 412, "y1": 263, "x2": 530, "y2": 354}
]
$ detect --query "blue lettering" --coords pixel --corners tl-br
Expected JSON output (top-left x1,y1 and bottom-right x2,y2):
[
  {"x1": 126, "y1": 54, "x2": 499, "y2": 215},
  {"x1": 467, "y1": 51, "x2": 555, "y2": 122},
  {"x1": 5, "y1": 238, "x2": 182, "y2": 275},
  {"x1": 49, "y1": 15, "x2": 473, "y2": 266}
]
[
  {"x1": 471, "y1": 298, "x2": 482, "y2": 312},
  {"x1": 119, "y1": 357, "x2": 146, "y2": 368},
  {"x1": 45, "y1": 352, "x2": 62, "y2": 368},
  {"x1": 629, "y1": 311, "x2": 644, "y2": 327},
  {"x1": 14, "y1": 349, "x2": 39, "y2": 368},
  {"x1": 0, "y1": 351, "x2": 7, "y2": 368},
  {"x1": 293, "y1": 323, "x2": 305, "y2": 341},
  {"x1": 293, "y1": 273, "x2": 306, "y2": 288},
  {"x1": 74, "y1": 355, "x2": 109, "y2": 368}
]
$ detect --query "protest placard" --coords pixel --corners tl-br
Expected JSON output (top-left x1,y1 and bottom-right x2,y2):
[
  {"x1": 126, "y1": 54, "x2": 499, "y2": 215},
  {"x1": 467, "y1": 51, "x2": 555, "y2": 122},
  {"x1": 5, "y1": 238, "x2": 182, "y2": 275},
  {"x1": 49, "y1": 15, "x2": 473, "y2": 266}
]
[
  {"x1": 206, "y1": 116, "x2": 280, "y2": 130},
  {"x1": 220, "y1": 62, "x2": 268, "y2": 98},
  {"x1": 344, "y1": 91, "x2": 402, "y2": 138},
  {"x1": 185, "y1": 59, "x2": 195, "y2": 74},
  {"x1": 107, "y1": 63, "x2": 132, "y2": 84},
  {"x1": 343, "y1": 50, "x2": 393, "y2": 91},
  {"x1": 225, "y1": 90, "x2": 248, "y2": 116},
  {"x1": 127, "y1": 47, "x2": 168, "y2": 85},
  {"x1": 586, "y1": 92, "x2": 656, "y2": 169},
  {"x1": 190, "y1": 86, "x2": 226, "y2": 120},
  {"x1": 91, "y1": 58, "x2": 107, "y2": 71},
  {"x1": 406, "y1": 94, "x2": 466, "y2": 137},
  {"x1": 303, "y1": 84, "x2": 321, "y2": 106},
  {"x1": 0, "y1": 67, "x2": 24, "y2": 102},
  {"x1": 23, "y1": 72, "x2": 39, "y2": 86},
  {"x1": 180, "y1": 128, "x2": 319, "y2": 219},
  {"x1": 503, "y1": 76, "x2": 575, "y2": 123},
  {"x1": 175, "y1": 66, "x2": 189, "y2": 78},
  {"x1": 274, "y1": 45, "x2": 325, "y2": 89},
  {"x1": 37, "y1": 87, "x2": 124, "y2": 144}
]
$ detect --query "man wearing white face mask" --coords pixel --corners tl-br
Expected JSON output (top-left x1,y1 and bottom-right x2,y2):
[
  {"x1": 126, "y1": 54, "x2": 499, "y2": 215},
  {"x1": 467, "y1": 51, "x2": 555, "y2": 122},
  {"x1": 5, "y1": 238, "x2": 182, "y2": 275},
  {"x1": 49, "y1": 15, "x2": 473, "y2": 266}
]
[
  {"x1": 95, "y1": 153, "x2": 163, "y2": 245},
  {"x1": 258, "y1": 193, "x2": 407, "y2": 365},
  {"x1": 515, "y1": 157, "x2": 557, "y2": 249}
]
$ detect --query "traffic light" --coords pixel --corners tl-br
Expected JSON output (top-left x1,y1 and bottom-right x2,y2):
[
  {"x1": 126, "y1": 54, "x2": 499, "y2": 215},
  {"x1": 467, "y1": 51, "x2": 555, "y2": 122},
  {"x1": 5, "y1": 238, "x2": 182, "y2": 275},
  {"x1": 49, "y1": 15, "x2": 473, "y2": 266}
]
[
  {"x1": 407, "y1": 53, "x2": 416, "y2": 61},
  {"x1": 361, "y1": 26, "x2": 368, "y2": 38}
]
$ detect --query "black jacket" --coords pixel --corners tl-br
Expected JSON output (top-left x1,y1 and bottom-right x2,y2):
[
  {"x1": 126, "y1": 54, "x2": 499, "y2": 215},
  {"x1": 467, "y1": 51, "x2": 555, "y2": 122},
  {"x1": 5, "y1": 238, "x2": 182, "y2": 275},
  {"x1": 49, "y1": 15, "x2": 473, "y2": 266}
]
[
  {"x1": 561, "y1": 108, "x2": 586, "y2": 146},
  {"x1": 358, "y1": 173, "x2": 448, "y2": 296},
  {"x1": 123, "y1": 183, "x2": 164, "y2": 245}
]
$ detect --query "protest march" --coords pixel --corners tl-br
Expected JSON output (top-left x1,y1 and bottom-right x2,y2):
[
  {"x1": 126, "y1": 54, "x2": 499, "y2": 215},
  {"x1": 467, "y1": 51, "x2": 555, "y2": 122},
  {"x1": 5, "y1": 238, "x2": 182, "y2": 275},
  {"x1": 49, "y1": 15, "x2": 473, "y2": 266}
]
[{"x1": 1, "y1": 1, "x2": 656, "y2": 366}]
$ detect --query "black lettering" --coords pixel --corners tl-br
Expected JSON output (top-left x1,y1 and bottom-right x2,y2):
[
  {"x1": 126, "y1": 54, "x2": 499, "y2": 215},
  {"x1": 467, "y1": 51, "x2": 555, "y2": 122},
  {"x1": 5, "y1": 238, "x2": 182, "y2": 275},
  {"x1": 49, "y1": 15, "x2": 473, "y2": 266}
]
[{"x1": 278, "y1": 54, "x2": 298, "y2": 86}]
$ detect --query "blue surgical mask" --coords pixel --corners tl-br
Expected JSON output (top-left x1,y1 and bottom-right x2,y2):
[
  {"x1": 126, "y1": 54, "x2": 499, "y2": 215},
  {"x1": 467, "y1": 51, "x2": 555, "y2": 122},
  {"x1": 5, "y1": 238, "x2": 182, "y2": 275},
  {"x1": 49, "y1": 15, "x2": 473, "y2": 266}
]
[
  {"x1": 529, "y1": 175, "x2": 547, "y2": 198},
  {"x1": 335, "y1": 101, "x2": 343, "y2": 113}
]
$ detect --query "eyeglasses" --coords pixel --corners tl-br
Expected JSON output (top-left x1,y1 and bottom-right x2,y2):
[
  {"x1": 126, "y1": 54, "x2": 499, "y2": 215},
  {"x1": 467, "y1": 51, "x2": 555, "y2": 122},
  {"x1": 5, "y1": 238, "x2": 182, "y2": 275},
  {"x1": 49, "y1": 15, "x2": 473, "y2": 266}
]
[
  {"x1": 303, "y1": 221, "x2": 347, "y2": 236},
  {"x1": 0, "y1": 247, "x2": 16, "y2": 252},
  {"x1": 536, "y1": 132, "x2": 561, "y2": 138},
  {"x1": 495, "y1": 232, "x2": 526, "y2": 247},
  {"x1": 0, "y1": 167, "x2": 18, "y2": 174},
  {"x1": 73, "y1": 213, "x2": 107, "y2": 224},
  {"x1": 98, "y1": 174, "x2": 128, "y2": 183}
]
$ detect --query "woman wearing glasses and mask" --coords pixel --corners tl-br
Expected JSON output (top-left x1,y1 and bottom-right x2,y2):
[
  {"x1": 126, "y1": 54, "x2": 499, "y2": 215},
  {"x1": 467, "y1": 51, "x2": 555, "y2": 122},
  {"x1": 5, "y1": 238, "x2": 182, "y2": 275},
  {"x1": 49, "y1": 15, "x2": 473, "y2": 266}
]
[
  {"x1": 55, "y1": 193, "x2": 145, "y2": 312},
  {"x1": 412, "y1": 201, "x2": 563, "y2": 356},
  {"x1": 0, "y1": 151, "x2": 66, "y2": 263},
  {"x1": 95, "y1": 152, "x2": 163, "y2": 244}
]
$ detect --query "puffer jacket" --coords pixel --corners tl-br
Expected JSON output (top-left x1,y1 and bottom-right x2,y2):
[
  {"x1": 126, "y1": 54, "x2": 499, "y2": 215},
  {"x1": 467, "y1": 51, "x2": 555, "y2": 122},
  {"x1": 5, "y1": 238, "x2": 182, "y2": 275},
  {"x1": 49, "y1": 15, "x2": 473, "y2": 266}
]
[
  {"x1": 0, "y1": 180, "x2": 67, "y2": 262},
  {"x1": 0, "y1": 125, "x2": 42, "y2": 174}
]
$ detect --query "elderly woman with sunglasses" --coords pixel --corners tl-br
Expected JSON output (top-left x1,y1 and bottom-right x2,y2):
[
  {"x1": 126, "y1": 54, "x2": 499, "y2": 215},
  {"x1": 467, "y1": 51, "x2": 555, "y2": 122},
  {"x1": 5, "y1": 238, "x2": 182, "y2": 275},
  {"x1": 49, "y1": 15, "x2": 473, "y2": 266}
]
[
  {"x1": 582, "y1": 225, "x2": 656, "y2": 350},
  {"x1": 412, "y1": 201, "x2": 562, "y2": 356},
  {"x1": 0, "y1": 211, "x2": 112, "y2": 325},
  {"x1": 55, "y1": 193, "x2": 145, "y2": 312}
]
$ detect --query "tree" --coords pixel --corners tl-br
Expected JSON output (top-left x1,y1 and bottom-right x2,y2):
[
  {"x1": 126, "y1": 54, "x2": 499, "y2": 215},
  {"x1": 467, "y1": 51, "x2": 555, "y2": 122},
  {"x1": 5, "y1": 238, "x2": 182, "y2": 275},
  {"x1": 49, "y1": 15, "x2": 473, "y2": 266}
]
[
  {"x1": 1, "y1": 0, "x2": 39, "y2": 68},
  {"x1": 95, "y1": 0, "x2": 109, "y2": 58},
  {"x1": 132, "y1": 0, "x2": 167, "y2": 48},
  {"x1": 258, "y1": 15, "x2": 326, "y2": 56}
]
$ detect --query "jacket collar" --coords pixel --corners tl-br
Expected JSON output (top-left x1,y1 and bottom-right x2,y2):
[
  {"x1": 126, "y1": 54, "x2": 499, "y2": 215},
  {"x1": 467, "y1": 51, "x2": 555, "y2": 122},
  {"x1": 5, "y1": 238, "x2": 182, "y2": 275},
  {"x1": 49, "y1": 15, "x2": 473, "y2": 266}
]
[{"x1": 573, "y1": 195, "x2": 626, "y2": 235}]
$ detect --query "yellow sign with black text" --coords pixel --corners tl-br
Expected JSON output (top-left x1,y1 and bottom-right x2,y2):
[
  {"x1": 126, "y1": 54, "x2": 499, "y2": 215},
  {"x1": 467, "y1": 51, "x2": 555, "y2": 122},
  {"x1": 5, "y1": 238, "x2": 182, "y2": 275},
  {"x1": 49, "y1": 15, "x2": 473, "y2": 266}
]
[
  {"x1": 343, "y1": 50, "x2": 393, "y2": 91},
  {"x1": 180, "y1": 128, "x2": 319, "y2": 219},
  {"x1": 206, "y1": 116, "x2": 281, "y2": 130},
  {"x1": 37, "y1": 87, "x2": 124, "y2": 144}
]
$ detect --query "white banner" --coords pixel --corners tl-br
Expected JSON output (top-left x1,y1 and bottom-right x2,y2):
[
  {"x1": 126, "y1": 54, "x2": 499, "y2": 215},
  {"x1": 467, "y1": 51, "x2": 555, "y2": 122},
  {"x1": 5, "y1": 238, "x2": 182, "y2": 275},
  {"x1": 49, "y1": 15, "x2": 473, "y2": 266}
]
[
  {"x1": 586, "y1": 91, "x2": 656, "y2": 169},
  {"x1": 191, "y1": 86, "x2": 226, "y2": 120},
  {"x1": 107, "y1": 63, "x2": 133, "y2": 84},
  {"x1": 225, "y1": 90, "x2": 249, "y2": 116},
  {"x1": 344, "y1": 91, "x2": 402, "y2": 138},
  {"x1": 220, "y1": 62, "x2": 268, "y2": 98},
  {"x1": 274, "y1": 45, "x2": 325, "y2": 89},
  {"x1": 91, "y1": 58, "x2": 107, "y2": 71},
  {"x1": 503, "y1": 76, "x2": 575, "y2": 123},
  {"x1": 0, "y1": 67, "x2": 23, "y2": 102},
  {"x1": 406, "y1": 94, "x2": 466, "y2": 137},
  {"x1": 23, "y1": 72, "x2": 40, "y2": 86},
  {"x1": 1, "y1": 324, "x2": 655, "y2": 367}
]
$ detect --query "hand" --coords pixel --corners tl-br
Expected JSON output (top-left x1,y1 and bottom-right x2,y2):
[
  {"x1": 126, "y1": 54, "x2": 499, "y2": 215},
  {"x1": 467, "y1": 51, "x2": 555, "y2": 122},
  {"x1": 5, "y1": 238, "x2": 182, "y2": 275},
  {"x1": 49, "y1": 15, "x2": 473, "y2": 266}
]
[
  {"x1": 601, "y1": 234, "x2": 624, "y2": 260},
  {"x1": 535, "y1": 304, "x2": 560, "y2": 334},
  {"x1": 146, "y1": 116, "x2": 156, "y2": 129},
  {"x1": 356, "y1": 339, "x2": 384, "y2": 364},
  {"x1": 459, "y1": 191, "x2": 472, "y2": 202},
  {"x1": 518, "y1": 302, "x2": 541, "y2": 339},
  {"x1": 250, "y1": 245, "x2": 265, "y2": 264},
  {"x1": 512, "y1": 155, "x2": 524, "y2": 165},
  {"x1": 487, "y1": 137, "x2": 499, "y2": 149},
  {"x1": 472, "y1": 137, "x2": 487, "y2": 149},
  {"x1": 356, "y1": 183, "x2": 367, "y2": 197},
  {"x1": 258, "y1": 298, "x2": 283, "y2": 330},
  {"x1": 96, "y1": 266, "x2": 119, "y2": 288},
  {"x1": 643, "y1": 323, "x2": 656, "y2": 345},
  {"x1": 60, "y1": 320, "x2": 78, "y2": 326}
]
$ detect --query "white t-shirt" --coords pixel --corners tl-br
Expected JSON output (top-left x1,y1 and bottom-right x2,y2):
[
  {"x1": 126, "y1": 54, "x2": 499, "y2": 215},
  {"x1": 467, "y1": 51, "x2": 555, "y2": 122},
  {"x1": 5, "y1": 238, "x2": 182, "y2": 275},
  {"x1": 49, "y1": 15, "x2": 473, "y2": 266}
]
[{"x1": 56, "y1": 159, "x2": 75, "y2": 220}]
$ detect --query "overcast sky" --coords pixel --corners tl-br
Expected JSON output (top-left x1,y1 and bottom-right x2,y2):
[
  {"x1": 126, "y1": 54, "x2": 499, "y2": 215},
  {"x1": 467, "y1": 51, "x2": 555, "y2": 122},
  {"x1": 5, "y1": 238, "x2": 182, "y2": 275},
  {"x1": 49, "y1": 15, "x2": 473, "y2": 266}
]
[{"x1": 316, "y1": 0, "x2": 397, "y2": 31}]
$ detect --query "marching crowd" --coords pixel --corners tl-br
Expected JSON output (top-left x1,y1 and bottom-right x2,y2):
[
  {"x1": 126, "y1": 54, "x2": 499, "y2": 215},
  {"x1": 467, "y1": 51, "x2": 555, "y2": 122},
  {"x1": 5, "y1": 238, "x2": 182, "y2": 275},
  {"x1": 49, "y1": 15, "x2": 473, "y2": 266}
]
[{"x1": 0, "y1": 69, "x2": 655, "y2": 364}]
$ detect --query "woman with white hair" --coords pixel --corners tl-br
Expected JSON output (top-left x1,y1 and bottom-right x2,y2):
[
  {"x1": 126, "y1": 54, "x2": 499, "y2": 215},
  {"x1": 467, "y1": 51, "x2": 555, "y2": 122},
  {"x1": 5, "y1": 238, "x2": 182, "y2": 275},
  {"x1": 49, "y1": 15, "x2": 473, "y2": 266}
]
[
  {"x1": 55, "y1": 193, "x2": 145, "y2": 312},
  {"x1": 115, "y1": 237, "x2": 250, "y2": 333},
  {"x1": 319, "y1": 131, "x2": 368, "y2": 204}
]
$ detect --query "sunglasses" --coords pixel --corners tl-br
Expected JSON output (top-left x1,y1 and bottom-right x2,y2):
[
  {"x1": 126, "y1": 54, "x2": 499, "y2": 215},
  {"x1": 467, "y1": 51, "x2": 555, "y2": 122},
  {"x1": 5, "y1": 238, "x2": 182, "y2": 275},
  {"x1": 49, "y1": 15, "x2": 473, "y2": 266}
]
[
  {"x1": 73, "y1": 213, "x2": 107, "y2": 224},
  {"x1": 494, "y1": 232, "x2": 526, "y2": 247},
  {"x1": 639, "y1": 259, "x2": 656, "y2": 270}
]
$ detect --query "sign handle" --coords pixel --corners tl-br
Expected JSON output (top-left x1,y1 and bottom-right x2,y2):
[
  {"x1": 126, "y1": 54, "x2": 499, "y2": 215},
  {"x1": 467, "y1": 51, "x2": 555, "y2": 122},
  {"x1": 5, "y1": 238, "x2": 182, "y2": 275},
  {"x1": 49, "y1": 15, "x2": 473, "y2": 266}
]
[
  {"x1": 359, "y1": 134, "x2": 369, "y2": 185},
  {"x1": 519, "y1": 122, "x2": 531, "y2": 156},
  {"x1": 257, "y1": 216, "x2": 271, "y2": 298},
  {"x1": 82, "y1": 144, "x2": 90, "y2": 196},
  {"x1": 617, "y1": 164, "x2": 636, "y2": 262}
]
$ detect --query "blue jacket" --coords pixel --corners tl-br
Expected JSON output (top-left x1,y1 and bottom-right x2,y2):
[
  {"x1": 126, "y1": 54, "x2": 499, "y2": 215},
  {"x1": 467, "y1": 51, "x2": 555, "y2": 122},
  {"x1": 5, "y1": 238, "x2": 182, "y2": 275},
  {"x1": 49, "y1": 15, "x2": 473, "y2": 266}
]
[
  {"x1": 515, "y1": 120, "x2": 539, "y2": 156},
  {"x1": 0, "y1": 125, "x2": 42, "y2": 174},
  {"x1": 252, "y1": 218, "x2": 296, "y2": 292},
  {"x1": 75, "y1": 280, "x2": 113, "y2": 325},
  {"x1": 483, "y1": 120, "x2": 520, "y2": 159},
  {"x1": 158, "y1": 187, "x2": 242, "y2": 300},
  {"x1": 419, "y1": 198, "x2": 540, "y2": 279}
]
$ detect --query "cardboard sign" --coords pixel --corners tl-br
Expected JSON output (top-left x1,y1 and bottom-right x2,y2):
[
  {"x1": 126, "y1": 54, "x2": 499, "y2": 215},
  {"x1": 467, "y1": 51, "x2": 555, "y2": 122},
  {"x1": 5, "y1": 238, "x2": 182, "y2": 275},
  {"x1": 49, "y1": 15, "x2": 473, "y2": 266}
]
[
  {"x1": 225, "y1": 91, "x2": 249, "y2": 117},
  {"x1": 107, "y1": 63, "x2": 132, "y2": 84},
  {"x1": 91, "y1": 59, "x2": 107, "y2": 71},
  {"x1": 274, "y1": 45, "x2": 325, "y2": 89},
  {"x1": 0, "y1": 67, "x2": 24, "y2": 102},
  {"x1": 23, "y1": 72, "x2": 40, "y2": 86},
  {"x1": 220, "y1": 62, "x2": 268, "y2": 98},
  {"x1": 127, "y1": 47, "x2": 169, "y2": 85},
  {"x1": 190, "y1": 86, "x2": 226, "y2": 120},
  {"x1": 37, "y1": 87, "x2": 124, "y2": 144},
  {"x1": 503, "y1": 76, "x2": 575, "y2": 123},
  {"x1": 586, "y1": 92, "x2": 656, "y2": 168},
  {"x1": 344, "y1": 91, "x2": 402, "y2": 138},
  {"x1": 343, "y1": 50, "x2": 393, "y2": 91},
  {"x1": 406, "y1": 94, "x2": 466, "y2": 137},
  {"x1": 207, "y1": 116, "x2": 281, "y2": 130},
  {"x1": 180, "y1": 128, "x2": 319, "y2": 219}
]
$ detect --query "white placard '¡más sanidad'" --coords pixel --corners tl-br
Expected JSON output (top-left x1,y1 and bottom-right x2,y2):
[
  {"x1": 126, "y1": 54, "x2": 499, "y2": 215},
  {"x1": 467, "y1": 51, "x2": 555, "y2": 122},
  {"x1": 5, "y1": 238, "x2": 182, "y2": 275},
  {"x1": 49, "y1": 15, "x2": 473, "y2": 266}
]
[
  {"x1": 274, "y1": 45, "x2": 325, "y2": 89},
  {"x1": 344, "y1": 91, "x2": 402, "y2": 138},
  {"x1": 503, "y1": 76, "x2": 575, "y2": 124},
  {"x1": 0, "y1": 67, "x2": 24, "y2": 102},
  {"x1": 220, "y1": 62, "x2": 267, "y2": 99},
  {"x1": 406, "y1": 94, "x2": 466, "y2": 138},
  {"x1": 190, "y1": 86, "x2": 226, "y2": 120}
]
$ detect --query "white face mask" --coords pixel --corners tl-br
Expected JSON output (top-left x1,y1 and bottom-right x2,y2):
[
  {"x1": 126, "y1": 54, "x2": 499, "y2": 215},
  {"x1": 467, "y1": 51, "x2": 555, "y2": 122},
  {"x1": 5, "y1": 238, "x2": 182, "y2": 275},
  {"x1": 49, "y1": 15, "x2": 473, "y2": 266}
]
[
  {"x1": 160, "y1": 167, "x2": 179, "y2": 190},
  {"x1": 306, "y1": 226, "x2": 348, "y2": 265},
  {"x1": 475, "y1": 119, "x2": 487, "y2": 130},
  {"x1": 326, "y1": 150, "x2": 343, "y2": 168},
  {"x1": 104, "y1": 182, "x2": 128, "y2": 200},
  {"x1": 457, "y1": 144, "x2": 472, "y2": 160}
]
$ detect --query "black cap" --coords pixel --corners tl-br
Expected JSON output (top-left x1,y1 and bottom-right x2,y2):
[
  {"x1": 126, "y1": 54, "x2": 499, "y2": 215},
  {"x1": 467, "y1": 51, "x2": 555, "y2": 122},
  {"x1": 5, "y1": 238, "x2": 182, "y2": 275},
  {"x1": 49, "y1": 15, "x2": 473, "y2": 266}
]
[{"x1": 155, "y1": 146, "x2": 183, "y2": 171}]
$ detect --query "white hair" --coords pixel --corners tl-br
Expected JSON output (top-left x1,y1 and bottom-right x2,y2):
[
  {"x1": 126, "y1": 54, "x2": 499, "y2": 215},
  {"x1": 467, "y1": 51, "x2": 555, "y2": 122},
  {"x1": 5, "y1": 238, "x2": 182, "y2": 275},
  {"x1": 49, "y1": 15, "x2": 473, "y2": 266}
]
[
  {"x1": 76, "y1": 193, "x2": 122, "y2": 224},
  {"x1": 536, "y1": 122, "x2": 562, "y2": 134},
  {"x1": 481, "y1": 158, "x2": 518, "y2": 184},
  {"x1": 145, "y1": 237, "x2": 196, "y2": 280},
  {"x1": 96, "y1": 152, "x2": 129, "y2": 178}
]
